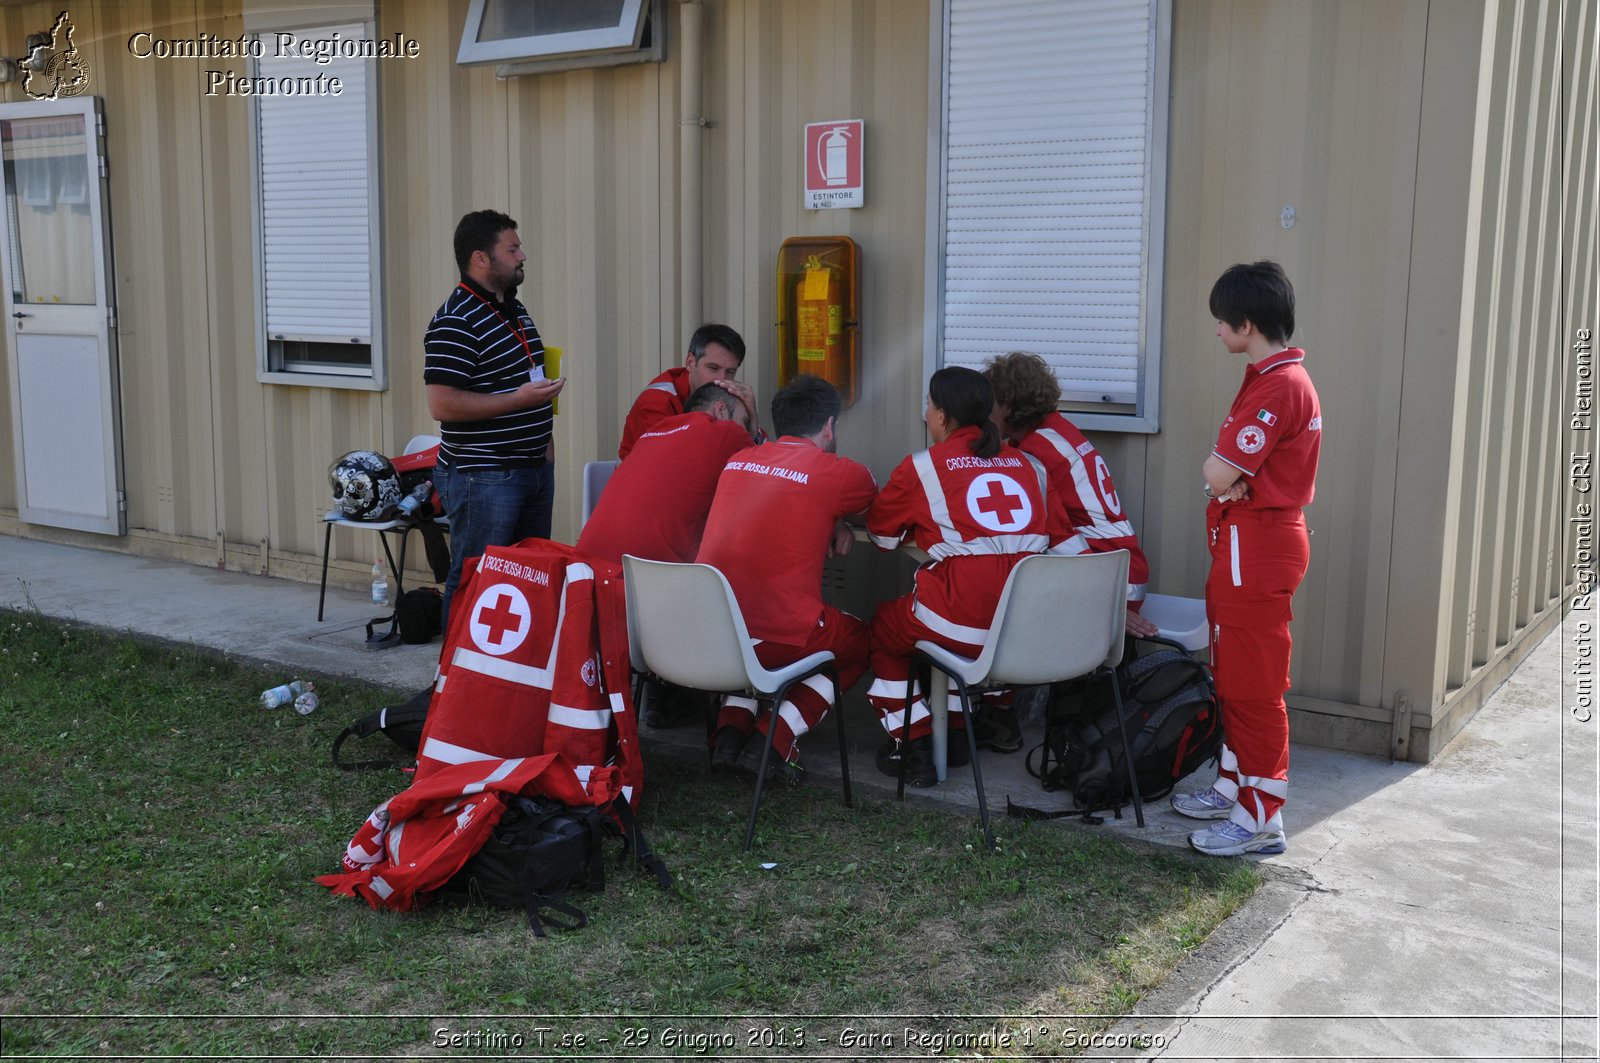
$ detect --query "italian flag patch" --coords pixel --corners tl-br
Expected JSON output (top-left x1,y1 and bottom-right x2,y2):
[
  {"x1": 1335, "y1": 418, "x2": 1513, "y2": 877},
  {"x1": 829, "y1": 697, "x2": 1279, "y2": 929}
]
[{"x1": 1256, "y1": 409, "x2": 1278, "y2": 426}]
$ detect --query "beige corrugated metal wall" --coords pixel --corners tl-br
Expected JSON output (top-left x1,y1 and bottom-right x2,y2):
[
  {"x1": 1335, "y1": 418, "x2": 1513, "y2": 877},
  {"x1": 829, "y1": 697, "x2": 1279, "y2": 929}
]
[{"x1": 0, "y1": 0, "x2": 1591, "y2": 760}]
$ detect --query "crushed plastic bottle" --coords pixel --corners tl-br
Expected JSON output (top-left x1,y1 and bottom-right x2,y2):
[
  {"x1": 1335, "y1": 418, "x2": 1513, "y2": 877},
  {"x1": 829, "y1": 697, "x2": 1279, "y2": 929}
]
[
  {"x1": 293, "y1": 682, "x2": 320, "y2": 715},
  {"x1": 260, "y1": 679, "x2": 307, "y2": 710}
]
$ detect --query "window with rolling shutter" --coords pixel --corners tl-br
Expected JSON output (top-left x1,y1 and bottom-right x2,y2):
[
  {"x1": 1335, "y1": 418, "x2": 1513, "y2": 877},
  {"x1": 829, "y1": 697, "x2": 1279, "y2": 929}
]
[
  {"x1": 251, "y1": 22, "x2": 381, "y2": 382},
  {"x1": 936, "y1": 0, "x2": 1169, "y2": 431}
]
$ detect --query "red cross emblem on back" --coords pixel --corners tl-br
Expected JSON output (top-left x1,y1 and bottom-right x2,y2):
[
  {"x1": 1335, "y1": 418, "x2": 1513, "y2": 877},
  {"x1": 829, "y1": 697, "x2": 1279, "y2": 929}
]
[
  {"x1": 469, "y1": 583, "x2": 530, "y2": 656},
  {"x1": 966, "y1": 473, "x2": 1033, "y2": 532}
]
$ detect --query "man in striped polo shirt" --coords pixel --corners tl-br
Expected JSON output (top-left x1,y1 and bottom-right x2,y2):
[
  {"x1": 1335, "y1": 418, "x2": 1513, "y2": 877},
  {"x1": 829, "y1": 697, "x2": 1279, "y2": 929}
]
[{"x1": 425, "y1": 210, "x2": 566, "y2": 628}]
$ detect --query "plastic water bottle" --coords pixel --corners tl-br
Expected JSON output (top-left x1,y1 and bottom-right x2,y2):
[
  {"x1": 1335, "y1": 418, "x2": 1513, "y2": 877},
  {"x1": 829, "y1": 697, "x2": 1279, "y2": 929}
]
[
  {"x1": 260, "y1": 679, "x2": 307, "y2": 710},
  {"x1": 371, "y1": 557, "x2": 389, "y2": 606},
  {"x1": 293, "y1": 682, "x2": 320, "y2": 715},
  {"x1": 396, "y1": 481, "x2": 432, "y2": 518}
]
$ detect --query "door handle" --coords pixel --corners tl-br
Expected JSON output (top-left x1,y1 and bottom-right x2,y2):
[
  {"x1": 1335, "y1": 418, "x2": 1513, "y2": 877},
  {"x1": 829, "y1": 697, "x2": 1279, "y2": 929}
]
[{"x1": 11, "y1": 311, "x2": 28, "y2": 319}]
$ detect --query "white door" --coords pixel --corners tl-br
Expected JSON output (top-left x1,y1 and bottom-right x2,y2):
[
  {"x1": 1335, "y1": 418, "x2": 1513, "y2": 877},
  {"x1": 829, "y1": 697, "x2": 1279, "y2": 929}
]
[{"x1": 0, "y1": 96, "x2": 123, "y2": 535}]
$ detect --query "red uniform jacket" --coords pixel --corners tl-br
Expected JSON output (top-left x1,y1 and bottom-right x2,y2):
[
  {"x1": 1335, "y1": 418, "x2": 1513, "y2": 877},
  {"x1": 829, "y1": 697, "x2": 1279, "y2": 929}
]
[
  {"x1": 1017, "y1": 412, "x2": 1150, "y2": 604},
  {"x1": 617, "y1": 366, "x2": 690, "y2": 459},
  {"x1": 868, "y1": 425, "x2": 1071, "y2": 646},
  {"x1": 696, "y1": 437, "x2": 877, "y2": 646},
  {"x1": 577, "y1": 411, "x2": 752, "y2": 564}
]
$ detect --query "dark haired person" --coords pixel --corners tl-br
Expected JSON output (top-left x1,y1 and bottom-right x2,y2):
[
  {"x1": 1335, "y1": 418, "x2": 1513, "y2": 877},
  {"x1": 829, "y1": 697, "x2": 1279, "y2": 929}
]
[
  {"x1": 618, "y1": 323, "x2": 761, "y2": 459},
  {"x1": 864, "y1": 366, "x2": 1073, "y2": 785},
  {"x1": 695, "y1": 376, "x2": 877, "y2": 784},
  {"x1": 1171, "y1": 260, "x2": 1321, "y2": 857},
  {"x1": 424, "y1": 209, "x2": 565, "y2": 628}
]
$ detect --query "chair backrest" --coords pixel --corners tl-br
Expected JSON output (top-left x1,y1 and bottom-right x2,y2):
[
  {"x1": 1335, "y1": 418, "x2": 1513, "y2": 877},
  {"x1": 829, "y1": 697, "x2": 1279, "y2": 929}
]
[
  {"x1": 622, "y1": 556, "x2": 761, "y2": 694},
  {"x1": 402, "y1": 433, "x2": 441, "y2": 456},
  {"x1": 983, "y1": 550, "x2": 1131, "y2": 685},
  {"x1": 582, "y1": 460, "x2": 621, "y2": 525}
]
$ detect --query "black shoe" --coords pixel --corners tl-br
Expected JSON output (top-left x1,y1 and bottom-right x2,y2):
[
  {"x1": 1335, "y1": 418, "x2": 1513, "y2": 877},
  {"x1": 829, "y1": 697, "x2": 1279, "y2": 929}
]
[
  {"x1": 644, "y1": 681, "x2": 701, "y2": 729},
  {"x1": 710, "y1": 726, "x2": 748, "y2": 771},
  {"x1": 972, "y1": 705, "x2": 1023, "y2": 753},
  {"x1": 877, "y1": 733, "x2": 969, "y2": 788},
  {"x1": 735, "y1": 736, "x2": 806, "y2": 787}
]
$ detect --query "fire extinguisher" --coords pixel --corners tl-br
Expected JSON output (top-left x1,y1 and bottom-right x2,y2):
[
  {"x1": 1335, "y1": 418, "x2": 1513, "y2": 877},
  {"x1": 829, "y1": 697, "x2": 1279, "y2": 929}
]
[{"x1": 793, "y1": 252, "x2": 848, "y2": 392}]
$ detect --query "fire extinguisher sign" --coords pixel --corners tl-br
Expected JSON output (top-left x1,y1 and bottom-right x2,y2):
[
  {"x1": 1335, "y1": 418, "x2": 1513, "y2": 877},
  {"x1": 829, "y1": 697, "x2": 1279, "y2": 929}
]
[{"x1": 804, "y1": 119, "x2": 865, "y2": 210}]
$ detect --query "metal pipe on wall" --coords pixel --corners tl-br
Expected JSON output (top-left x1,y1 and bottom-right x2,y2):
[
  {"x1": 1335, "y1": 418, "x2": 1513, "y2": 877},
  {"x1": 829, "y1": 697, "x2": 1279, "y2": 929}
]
[{"x1": 679, "y1": 0, "x2": 704, "y2": 334}]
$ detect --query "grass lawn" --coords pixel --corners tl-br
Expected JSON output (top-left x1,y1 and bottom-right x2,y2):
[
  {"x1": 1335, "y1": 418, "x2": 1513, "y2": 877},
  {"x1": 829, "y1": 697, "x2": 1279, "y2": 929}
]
[{"x1": 0, "y1": 610, "x2": 1257, "y2": 1059}]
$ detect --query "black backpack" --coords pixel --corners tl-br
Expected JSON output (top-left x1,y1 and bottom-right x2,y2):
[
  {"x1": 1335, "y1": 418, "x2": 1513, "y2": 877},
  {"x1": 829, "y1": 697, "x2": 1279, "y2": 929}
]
[
  {"x1": 1014, "y1": 639, "x2": 1223, "y2": 820},
  {"x1": 331, "y1": 686, "x2": 432, "y2": 771},
  {"x1": 440, "y1": 795, "x2": 671, "y2": 936}
]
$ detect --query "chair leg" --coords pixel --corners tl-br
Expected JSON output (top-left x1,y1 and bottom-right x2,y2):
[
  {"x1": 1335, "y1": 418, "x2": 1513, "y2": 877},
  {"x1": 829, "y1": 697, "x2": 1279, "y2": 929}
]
[
  {"x1": 947, "y1": 676, "x2": 995, "y2": 852},
  {"x1": 741, "y1": 695, "x2": 781, "y2": 854},
  {"x1": 897, "y1": 663, "x2": 918, "y2": 800},
  {"x1": 317, "y1": 521, "x2": 334, "y2": 622},
  {"x1": 379, "y1": 530, "x2": 405, "y2": 599},
  {"x1": 1107, "y1": 671, "x2": 1146, "y2": 828},
  {"x1": 826, "y1": 667, "x2": 853, "y2": 808}
]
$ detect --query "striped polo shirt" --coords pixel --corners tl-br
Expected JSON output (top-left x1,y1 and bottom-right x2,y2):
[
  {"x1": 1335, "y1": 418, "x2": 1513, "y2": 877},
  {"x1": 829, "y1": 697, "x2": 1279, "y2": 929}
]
[{"x1": 422, "y1": 278, "x2": 552, "y2": 470}]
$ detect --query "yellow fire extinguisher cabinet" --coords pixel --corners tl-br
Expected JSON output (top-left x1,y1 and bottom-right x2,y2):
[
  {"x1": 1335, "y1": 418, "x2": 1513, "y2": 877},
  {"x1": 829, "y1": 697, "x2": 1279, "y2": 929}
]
[{"x1": 775, "y1": 236, "x2": 860, "y2": 409}]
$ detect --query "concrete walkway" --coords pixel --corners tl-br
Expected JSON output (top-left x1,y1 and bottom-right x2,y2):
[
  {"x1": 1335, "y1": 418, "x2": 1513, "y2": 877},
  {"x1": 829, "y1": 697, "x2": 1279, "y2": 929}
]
[{"x1": 2, "y1": 534, "x2": 1595, "y2": 1061}]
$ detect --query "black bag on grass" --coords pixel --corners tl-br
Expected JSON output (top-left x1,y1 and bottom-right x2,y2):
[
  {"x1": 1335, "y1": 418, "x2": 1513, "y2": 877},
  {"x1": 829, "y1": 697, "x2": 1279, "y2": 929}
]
[
  {"x1": 441, "y1": 796, "x2": 669, "y2": 937},
  {"x1": 1017, "y1": 639, "x2": 1222, "y2": 818},
  {"x1": 331, "y1": 686, "x2": 432, "y2": 771}
]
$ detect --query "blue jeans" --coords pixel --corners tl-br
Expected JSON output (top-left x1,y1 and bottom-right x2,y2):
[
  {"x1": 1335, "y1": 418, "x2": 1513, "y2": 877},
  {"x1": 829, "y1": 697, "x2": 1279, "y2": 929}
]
[{"x1": 436, "y1": 461, "x2": 554, "y2": 629}]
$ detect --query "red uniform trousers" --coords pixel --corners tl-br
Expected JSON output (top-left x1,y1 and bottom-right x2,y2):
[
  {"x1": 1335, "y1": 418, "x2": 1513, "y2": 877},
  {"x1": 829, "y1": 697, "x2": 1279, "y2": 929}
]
[
  {"x1": 1205, "y1": 505, "x2": 1310, "y2": 833},
  {"x1": 715, "y1": 606, "x2": 867, "y2": 762},
  {"x1": 865, "y1": 591, "x2": 1012, "y2": 740}
]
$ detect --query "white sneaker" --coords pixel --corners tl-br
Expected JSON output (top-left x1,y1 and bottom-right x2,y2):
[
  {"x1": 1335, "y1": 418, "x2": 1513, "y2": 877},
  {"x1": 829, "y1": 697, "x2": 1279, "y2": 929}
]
[
  {"x1": 1188, "y1": 820, "x2": 1287, "y2": 857},
  {"x1": 1170, "y1": 787, "x2": 1235, "y2": 820}
]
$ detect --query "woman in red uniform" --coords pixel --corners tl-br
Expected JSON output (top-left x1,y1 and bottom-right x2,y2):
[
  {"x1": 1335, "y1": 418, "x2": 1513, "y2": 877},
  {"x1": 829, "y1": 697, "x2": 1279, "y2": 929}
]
[
  {"x1": 865, "y1": 366, "x2": 1071, "y2": 785},
  {"x1": 1172, "y1": 261, "x2": 1321, "y2": 857}
]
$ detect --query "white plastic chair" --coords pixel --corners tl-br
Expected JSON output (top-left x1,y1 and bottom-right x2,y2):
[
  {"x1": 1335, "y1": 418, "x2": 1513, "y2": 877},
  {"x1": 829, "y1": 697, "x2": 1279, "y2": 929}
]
[
  {"x1": 582, "y1": 459, "x2": 620, "y2": 526},
  {"x1": 317, "y1": 434, "x2": 445, "y2": 622},
  {"x1": 621, "y1": 555, "x2": 854, "y2": 852},
  {"x1": 1139, "y1": 592, "x2": 1209, "y2": 653},
  {"x1": 902, "y1": 550, "x2": 1145, "y2": 849}
]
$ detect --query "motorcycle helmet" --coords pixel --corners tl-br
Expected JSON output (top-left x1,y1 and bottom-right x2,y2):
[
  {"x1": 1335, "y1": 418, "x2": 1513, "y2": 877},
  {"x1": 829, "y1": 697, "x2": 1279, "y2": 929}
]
[{"x1": 328, "y1": 450, "x2": 402, "y2": 520}]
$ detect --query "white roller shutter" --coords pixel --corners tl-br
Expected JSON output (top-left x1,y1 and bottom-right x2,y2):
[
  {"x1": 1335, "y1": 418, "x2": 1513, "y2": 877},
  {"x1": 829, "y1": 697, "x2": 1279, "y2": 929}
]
[
  {"x1": 255, "y1": 28, "x2": 373, "y2": 343},
  {"x1": 939, "y1": 0, "x2": 1165, "y2": 411}
]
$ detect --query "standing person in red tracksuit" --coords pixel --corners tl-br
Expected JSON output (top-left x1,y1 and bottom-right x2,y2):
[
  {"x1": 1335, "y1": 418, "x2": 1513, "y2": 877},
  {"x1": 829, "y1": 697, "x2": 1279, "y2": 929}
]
[
  {"x1": 1171, "y1": 260, "x2": 1322, "y2": 857},
  {"x1": 696, "y1": 375, "x2": 878, "y2": 785},
  {"x1": 865, "y1": 366, "x2": 1074, "y2": 786}
]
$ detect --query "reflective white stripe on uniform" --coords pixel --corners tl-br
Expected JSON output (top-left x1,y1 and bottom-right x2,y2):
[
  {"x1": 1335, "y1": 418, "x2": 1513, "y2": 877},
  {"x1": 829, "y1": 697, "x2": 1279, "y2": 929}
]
[
  {"x1": 451, "y1": 647, "x2": 552, "y2": 688},
  {"x1": 461, "y1": 757, "x2": 525, "y2": 794},
  {"x1": 566, "y1": 562, "x2": 594, "y2": 583},
  {"x1": 1127, "y1": 582, "x2": 1147, "y2": 603},
  {"x1": 369, "y1": 876, "x2": 395, "y2": 899},
  {"x1": 722, "y1": 695, "x2": 758, "y2": 718},
  {"x1": 548, "y1": 703, "x2": 611, "y2": 730},
  {"x1": 870, "y1": 531, "x2": 906, "y2": 550},
  {"x1": 912, "y1": 600, "x2": 989, "y2": 647},
  {"x1": 911, "y1": 450, "x2": 964, "y2": 548},
  {"x1": 799, "y1": 674, "x2": 834, "y2": 703},
  {"x1": 1048, "y1": 534, "x2": 1090, "y2": 556},
  {"x1": 777, "y1": 700, "x2": 810, "y2": 739},
  {"x1": 1081, "y1": 520, "x2": 1138, "y2": 540},
  {"x1": 575, "y1": 764, "x2": 593, "y2": 787},
  {"x1": 647, "y1": 380, "x2": 677, "y2": 394},
  {"x1": 420, "y1": 736, "x2": 497, "y2": 764},
  {"x1": 868, "y1": 677, "x2": 914, "y2": 701},
  {"x1": 1039, "y1": 427, "x2": 1112, "y2": 523},
  {"x1": 1230, "y1": 525, "x2": 1242, "y2": 586},
  {"x1": 925, "y1": 532, "x2": 1049, "y2": 559},
  {"x1": 610, "y1": 692, "x2": 626, "y2": 714}
]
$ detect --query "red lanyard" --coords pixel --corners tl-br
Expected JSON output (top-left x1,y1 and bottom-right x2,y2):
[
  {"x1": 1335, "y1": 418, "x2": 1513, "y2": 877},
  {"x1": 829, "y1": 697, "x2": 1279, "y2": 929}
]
[{"x1": 457, "y1": 283, "x2": 537, "y2": 368}]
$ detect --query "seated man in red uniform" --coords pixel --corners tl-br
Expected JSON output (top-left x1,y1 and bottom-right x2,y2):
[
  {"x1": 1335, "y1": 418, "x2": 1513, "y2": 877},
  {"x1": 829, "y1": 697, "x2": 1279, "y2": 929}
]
[
  {"x1": 983, "y1": 351, "x2": 1160, "y2": 750},
  {"x1": 617, "y1": 323, "x2": 760, "y2": 459},
  {"x1": 695, "y1": 375, "x2": 878, "y2": 785},
  {"x1": 866, "y1": 366, "x2": 1075, "y2": 785},
  {"x1": 577, "y1": 383, "x2": 754, "y2": 566}
]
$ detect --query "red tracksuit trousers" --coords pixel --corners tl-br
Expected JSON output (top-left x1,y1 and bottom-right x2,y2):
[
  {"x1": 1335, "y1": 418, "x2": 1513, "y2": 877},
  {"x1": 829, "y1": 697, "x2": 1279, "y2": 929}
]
[
  {"x1": 715, "y1": 606, "x2": 868, "y2": 762},
  {"x1": 1205, "y1": 505, "x2": 1310, "y2": 833}
]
